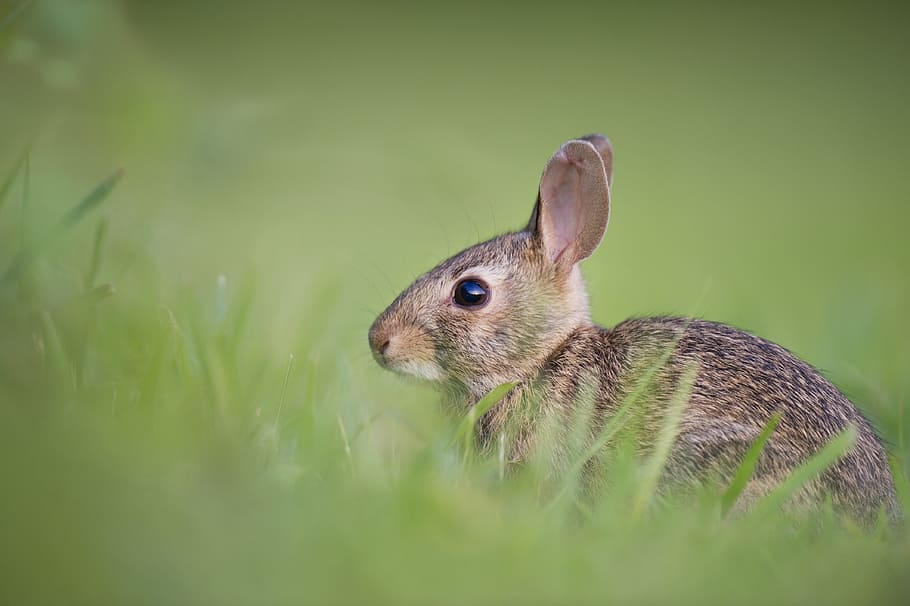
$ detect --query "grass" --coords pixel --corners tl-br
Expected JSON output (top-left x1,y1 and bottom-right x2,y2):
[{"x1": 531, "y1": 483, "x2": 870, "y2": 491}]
[
  {"x1": 2, "y1": 1, "x2": 910, "y2": 604},
  {"x1": 0, "y1": 155, "x2": 907, "y2": 606},
  {"x1": 721, "y1": 412, "x2": 782, "y2": 515}
]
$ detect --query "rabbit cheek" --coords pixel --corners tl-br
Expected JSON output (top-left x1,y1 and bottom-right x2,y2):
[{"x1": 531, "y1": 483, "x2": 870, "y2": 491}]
[{"x1": 434, "y1": 310, "x2": 509, "y2": 382}]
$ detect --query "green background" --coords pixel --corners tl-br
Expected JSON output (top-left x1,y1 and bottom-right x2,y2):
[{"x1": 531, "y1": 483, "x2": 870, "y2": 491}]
[{"x1": 2, "y1": 1, "x2": 909, "y2": 603}]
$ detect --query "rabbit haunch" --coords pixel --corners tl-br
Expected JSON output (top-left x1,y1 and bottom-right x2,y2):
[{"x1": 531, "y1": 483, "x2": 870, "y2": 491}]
[{"x1": 369, "y1": 134, "x2": 898, "y2": 522}]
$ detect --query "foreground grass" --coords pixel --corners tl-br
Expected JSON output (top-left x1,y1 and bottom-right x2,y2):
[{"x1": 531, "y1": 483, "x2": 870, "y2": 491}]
[{"x1": 0, "y1": 165, "x2": 908, "y2": 606}]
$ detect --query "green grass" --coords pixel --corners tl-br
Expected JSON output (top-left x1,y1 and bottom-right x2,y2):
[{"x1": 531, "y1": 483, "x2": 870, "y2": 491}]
[
  {"x1": 2, "y1": 1, "x2": 910, "y2": 604},
  {"x1": 721, "y1": 411, "x2": 782, "y2": 515}
]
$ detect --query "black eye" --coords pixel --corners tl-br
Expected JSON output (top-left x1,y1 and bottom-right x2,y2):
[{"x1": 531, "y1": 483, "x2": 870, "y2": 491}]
[{"x1": 453, "y1": 279, "x2": 489, "y2": 308}]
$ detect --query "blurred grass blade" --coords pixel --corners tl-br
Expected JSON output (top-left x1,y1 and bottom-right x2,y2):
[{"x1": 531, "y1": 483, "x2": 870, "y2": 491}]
[
  {"x1": 61, "y1": 169, "x2": 124, "y2": 229},
  {"x1": 2, "y1": 169, "x2": 123, "y2": 284},
  {"x1": 348, "y1": 412, "x2": 384, "y2": 444},
  {"x1": 85, "y1": 283, "x2": 116, "y2": 302},
  {"x1": 751, "y1": 424, "x2": 858, "y2": 520},
  {"x1": 455, "y1": 381, "x2": 517, "y2": 453},
  {"x1": 84, "y1": 218, "x2": 109, "y2": 291},
  {"x1": 275, "y1": 353, "x2": 295, "y2": 427},
  {"x1": 0, "y1": 148, "x2": 27, "y2": 217},
  {"x1": 223, "y1": 273, "x2": 257, "y2": 357},
  {"x1": 721, "y1": 412, "x2": 782, "y2": 516},
  {"x1": 546, "y1": 383, "x2": 639, "y2": 512},
  {"x1": 0, "y1": 0, "x2": 32, "y2": 32},
  {"x1": 498, "y1": 431, "x2": 506, "y2": 483},
  {"x1": 632, "y1": 362, "x2": 698, "y2": 518},
  {"x1": 547, "y1": 326, "x2": 696, "y2": 512},
  {"x1": 337, "y1": 415, "x2": 354, "y2": 475},
  {"x1": 40, "y1": 309, "x2": 71, "y2": 389},
  {"x1": 886, "y1": 455, "x2": 908, "y2": 525},
  {"x1": 20, "y1": 151, "x2": 30, "y2": 238},
  {"x1": 558, "y1": 383, "x2": 599, "y2": 502}
]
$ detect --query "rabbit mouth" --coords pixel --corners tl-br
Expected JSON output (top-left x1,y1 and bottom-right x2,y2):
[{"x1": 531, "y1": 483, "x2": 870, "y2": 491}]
[
  {"x1": 369, "y1": 318, "x2": 442, "y2": 381},
  {"x1": 381, "y1": 357, "x2": 444, "y2": 382},
  {"x1": 368, "y1": 332, "x2": 443, "y2": 381}
]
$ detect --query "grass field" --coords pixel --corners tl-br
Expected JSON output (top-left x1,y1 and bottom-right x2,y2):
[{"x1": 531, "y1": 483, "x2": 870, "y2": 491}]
[{"x1": 2, "y1": 1, "x2": 910, "y2": 604}]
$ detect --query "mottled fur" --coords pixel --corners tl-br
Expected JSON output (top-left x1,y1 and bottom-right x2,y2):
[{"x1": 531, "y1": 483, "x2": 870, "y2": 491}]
[{"x1": 369, "y1": 135, "x2": 898, "y2": 523}]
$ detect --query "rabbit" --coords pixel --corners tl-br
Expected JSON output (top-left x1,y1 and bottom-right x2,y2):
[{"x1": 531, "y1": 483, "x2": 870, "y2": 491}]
[{"x1": 368, "y1": 134, "x2": 898, "y2": 523}]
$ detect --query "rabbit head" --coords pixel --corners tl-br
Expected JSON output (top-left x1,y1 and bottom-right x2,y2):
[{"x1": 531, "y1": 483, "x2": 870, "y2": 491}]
[{"x1": 369, "y1": 135, "x2": 613, "y2": 400}]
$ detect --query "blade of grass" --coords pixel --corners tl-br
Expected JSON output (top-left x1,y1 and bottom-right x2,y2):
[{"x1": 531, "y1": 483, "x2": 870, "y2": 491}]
[
  {"x1": 454, "y1": 381, "x2": 518, "y2": 458},
  {"x1": 223, "y1": 273, "x2": 257, "y2": 359},
  {"x1": 348, "y1": 411, "x2": 384, "y2": 444},
  {"x1": 214, "y1": 274, "x2": 228, "y2": 328},
  {"x1": 887, "y1": 455, "x2": 909, "y2": 527},
  {"x1": 159, "y1": 305, "x2": 193, "y2": 384},
  {"x1": 721, "y1": 412, "x2": 782, "y2": 516},
  {"x1": 543, "y1": 382, "x2": 600, "y2": 509},
  {"x1": 85, "y1": 283, "x2": 116, "y2": 302},
  {"x1": 0, "y1": 148, "x2": 28, "y2": 217},
  {"x1": 544, "y1": 386, "x2": 639, "y2": 512},
  {"x1": 546, "y1": 322, "x2": 698, "y2": 513},
  {"x1": 188, "y1": 314, "x2": 230, "y2": 428},
  {"x1": 898, "y1": 395, "x2": 906, "y2": 468},
  {"x1": 498, "y1": 431, "x2": 506, "y2": 483},
  {"x1": 61, "y1": 169, "x2": 124, "y2": 229},
  {"x1": 619, "y1": 290, "x2": 707, "y2": 512},
  {"x1": 19, "y1": 151, "x2": 30, "y2": 247},
  {"x1": 0, "y1": 0, "x2": 32, "y2": 32},
  {"x1": 2, "y1": 169, "x2": 123, "y2": 284},
  {"x1": 631, "y1": 362, "x2": 699, "y2": 519},
  {"x1": 275, "y1": 353, "x2": 295, "y2": 427},
  {"x1": 40, "y1": 310, "x2": 71, "y2": 389},
  {"x1": 337, "y1": 415, "x2": 354, "y2": 476},
  {"x1": 750, "y1": 423, "x2": 858, "y2": 520},
  {"x1": 84, "y1": 218, "x2": 108, "y2": 291}
]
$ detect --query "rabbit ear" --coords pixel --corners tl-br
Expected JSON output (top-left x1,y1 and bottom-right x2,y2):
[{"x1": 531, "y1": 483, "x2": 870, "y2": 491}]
[
  {"x1": 528, "y1": 136, "x2": 611, "y2": 268},
  {"x1": 578, "y1": 133, "x2": 613, "y2": 187}
]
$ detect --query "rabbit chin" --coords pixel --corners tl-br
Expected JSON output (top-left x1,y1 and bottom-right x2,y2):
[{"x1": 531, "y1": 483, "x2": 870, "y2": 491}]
[{"x1": 387, "y1": 358, "x2": 444, "y2": 382}]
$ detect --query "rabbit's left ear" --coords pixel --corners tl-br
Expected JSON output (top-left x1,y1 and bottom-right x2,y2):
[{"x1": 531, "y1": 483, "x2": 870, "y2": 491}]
[{"x1": 528, "y1": 136, "x2": 612, "y2": 268}]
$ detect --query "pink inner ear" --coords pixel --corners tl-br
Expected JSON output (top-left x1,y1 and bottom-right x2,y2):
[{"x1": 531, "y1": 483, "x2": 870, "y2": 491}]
[
  {"x1": 539, "y1": 160, "x2": 584, "y2": 263},
  {"x1": 536, "y1": 140, "x2": 611, "y2": 267}
]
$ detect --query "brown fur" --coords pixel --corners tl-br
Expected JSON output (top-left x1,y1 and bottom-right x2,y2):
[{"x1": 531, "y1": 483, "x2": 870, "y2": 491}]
[{"x1": 369, "y1": 135, "x2": 899, "y2": 523}]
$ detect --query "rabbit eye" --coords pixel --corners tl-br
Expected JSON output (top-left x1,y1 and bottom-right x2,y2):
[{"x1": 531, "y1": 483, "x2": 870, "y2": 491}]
[{"x1": 453, "y1": 279, "x2": 489, "y2": 308}]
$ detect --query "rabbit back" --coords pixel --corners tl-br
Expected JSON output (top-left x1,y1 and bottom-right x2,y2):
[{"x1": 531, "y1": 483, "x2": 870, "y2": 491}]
[{"x1": 480, "y1": 317, "x2": 898, "y2": 522}]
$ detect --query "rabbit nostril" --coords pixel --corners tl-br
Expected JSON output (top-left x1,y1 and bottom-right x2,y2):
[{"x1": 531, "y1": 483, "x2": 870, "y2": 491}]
[{"x1": 379, "y1": 339, "x2": 390, "y2": 355}]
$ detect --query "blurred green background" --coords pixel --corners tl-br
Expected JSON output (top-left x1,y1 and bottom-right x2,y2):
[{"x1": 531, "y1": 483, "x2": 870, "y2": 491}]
[{"x1": 2, "y1": 1, "x2": 909, "y2": 604}]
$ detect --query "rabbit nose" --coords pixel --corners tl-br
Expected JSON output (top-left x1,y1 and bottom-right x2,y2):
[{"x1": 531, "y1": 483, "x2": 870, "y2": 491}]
[{"x1": 368, "y1": 324, "x2": 392, "y2": 360}]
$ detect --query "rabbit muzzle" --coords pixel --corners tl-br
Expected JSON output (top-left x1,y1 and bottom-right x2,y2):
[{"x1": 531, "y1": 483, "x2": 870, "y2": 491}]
[{"x1": 368, "y1": 317, "x2": 443, "y2": 382}]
